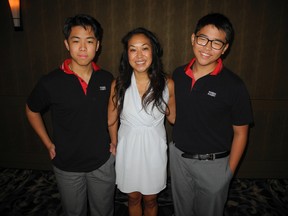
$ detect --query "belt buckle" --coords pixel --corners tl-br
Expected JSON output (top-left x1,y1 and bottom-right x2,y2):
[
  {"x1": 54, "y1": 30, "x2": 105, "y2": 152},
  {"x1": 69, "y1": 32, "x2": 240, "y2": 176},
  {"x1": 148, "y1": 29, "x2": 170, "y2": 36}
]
[{"x1": 199, "y1": 153, "x2": 215, "y2": 160}]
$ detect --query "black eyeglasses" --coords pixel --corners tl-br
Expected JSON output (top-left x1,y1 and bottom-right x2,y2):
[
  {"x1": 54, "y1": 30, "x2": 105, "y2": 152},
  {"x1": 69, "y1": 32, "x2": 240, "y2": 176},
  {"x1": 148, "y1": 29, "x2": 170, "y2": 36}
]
[{"x1": 195, "y1": 36, "x2": 226, "y2": 50}]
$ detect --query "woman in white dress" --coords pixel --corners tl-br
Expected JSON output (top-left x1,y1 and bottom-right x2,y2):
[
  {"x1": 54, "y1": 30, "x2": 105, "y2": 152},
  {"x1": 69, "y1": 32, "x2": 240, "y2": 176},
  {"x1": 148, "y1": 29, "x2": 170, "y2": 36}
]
[{"x1": 108, "y1": 27, "x2": 175, "y2": 216}]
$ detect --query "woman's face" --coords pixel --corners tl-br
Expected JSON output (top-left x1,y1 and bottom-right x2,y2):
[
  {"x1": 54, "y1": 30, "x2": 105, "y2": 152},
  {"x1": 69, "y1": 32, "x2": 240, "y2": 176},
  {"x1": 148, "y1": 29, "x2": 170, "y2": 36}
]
[{"x1": 127, "y1": 33, "x2": 153, "y2": 74}]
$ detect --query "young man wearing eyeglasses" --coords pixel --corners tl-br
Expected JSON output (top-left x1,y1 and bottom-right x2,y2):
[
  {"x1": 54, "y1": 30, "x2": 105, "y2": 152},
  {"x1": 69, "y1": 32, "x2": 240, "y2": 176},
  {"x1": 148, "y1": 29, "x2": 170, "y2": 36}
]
[{"x1": 170, "y1": 13, "x2": 253, "y2": 216}]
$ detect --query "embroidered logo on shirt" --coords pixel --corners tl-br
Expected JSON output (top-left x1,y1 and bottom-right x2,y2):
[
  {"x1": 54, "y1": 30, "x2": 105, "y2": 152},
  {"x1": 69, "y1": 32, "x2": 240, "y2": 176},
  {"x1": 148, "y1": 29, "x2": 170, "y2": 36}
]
[
  {"x1": 207, "y1": 91, "x2": 216, "y2": 97},
  {"x1": 100, "y1": 86, "x2": 106, "y2": 91}
]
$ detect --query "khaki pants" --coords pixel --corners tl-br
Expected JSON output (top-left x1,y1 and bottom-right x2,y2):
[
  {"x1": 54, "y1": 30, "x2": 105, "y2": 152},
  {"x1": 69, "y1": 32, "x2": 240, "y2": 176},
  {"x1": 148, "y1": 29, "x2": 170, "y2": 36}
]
[
  {"x1": 53, "y1": 154, "x2": 115, "y2": 216},
  {"x1": 169, "y1": 142, "x2": 233, "y2": 216}
]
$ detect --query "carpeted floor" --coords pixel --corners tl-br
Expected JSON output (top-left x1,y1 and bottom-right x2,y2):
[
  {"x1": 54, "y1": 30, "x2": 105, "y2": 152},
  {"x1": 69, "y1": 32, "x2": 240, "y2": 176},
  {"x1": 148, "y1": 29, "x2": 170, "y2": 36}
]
[{"x1": 0, "y1": 168, "x2": 287, "y2": 216}]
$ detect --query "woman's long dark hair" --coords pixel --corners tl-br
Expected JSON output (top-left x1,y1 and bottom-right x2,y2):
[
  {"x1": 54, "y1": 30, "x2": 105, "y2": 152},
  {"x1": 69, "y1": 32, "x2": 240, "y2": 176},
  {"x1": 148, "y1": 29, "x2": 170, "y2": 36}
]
[{"x1": 114, "y1": 27, "x2": 168, "y2": 115}]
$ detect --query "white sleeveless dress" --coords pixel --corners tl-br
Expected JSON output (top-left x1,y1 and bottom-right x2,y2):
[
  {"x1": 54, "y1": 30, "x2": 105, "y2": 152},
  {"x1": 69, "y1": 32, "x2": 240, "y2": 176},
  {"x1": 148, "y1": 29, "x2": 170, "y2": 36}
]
[{"x1": 115, "y1": 73, "x2": 169, "y2": 195}]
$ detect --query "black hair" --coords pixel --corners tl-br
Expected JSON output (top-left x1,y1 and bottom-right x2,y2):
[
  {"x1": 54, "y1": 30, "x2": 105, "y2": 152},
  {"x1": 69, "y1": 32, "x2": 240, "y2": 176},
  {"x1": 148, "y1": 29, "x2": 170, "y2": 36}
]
[
  {"x1": 114, "y1": 27, "x2": 168, "y2": 115},
  {"x1": 63, "y1": 14, "x2": 103, "y2": 41},
  {"x1": 194, "y1": 13, "x2": 234, "y2": 44}
]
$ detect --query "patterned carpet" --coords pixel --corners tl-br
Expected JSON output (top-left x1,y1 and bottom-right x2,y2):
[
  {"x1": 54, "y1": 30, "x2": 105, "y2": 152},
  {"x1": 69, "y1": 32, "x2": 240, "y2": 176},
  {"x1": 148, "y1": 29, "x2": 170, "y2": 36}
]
[{"x1": 0, "y1": 168, "x2": 287, "y2": 216}]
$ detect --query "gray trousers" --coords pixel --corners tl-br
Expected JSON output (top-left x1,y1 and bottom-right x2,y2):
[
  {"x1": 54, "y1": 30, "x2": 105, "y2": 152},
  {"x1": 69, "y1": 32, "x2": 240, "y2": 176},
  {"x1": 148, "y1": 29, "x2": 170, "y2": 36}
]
[
  {"x1": 53, "y1": 154, "x2": 116, "y2": 216},
  {"x1": 169, "y1": 142, "x2": 233, "y2": 216}
]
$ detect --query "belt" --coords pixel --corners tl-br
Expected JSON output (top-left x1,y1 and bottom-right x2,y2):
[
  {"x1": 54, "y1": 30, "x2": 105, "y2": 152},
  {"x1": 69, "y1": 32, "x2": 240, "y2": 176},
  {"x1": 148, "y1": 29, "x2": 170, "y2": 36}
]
[{"x1": 181, "y1": 151, "x2": 230, "y2": 160}]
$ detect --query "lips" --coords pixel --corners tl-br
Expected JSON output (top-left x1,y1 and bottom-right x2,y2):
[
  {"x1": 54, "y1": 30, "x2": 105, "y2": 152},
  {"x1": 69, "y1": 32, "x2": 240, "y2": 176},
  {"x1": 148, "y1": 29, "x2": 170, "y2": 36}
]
[
  {"x1": 200, "y1": 51, "x2": 210, "y2": 57},
  {"x1": 78, "y1": 54, "x2": 88, "y2": 59},
  {"x1": 134, "y1": 59, "x2": 146, "y2": 65}
]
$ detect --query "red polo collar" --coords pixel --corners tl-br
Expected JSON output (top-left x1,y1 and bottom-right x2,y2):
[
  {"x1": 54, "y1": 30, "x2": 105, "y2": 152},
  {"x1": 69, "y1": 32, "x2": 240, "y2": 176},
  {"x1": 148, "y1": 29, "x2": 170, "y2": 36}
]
[
  {"x1": 185, "y1": 58, "x2": 223, "y2": 87},
  {"x1": 60, "y1": 59, "x2": 100, "y2": 95},
  {"x1": 60, "y1": 59, "x2": 100, "y2": 74}
]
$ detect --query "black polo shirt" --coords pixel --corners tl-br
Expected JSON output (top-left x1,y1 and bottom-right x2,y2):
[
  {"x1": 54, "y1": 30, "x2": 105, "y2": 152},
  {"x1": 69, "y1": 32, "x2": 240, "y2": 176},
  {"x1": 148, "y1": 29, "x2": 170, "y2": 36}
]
[
  {"x1": 27, "y1": 60, "x2": 114, "y2": 172},
  {"x1": 172, "y1": 58, "x2": 253, "y2": 154}
]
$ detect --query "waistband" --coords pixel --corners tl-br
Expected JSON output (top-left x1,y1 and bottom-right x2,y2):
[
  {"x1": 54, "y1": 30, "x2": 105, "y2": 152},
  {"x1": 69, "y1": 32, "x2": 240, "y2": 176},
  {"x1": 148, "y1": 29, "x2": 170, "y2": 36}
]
[{"x1": 181, "y1": 151, "x2": 230, "y2": 160}]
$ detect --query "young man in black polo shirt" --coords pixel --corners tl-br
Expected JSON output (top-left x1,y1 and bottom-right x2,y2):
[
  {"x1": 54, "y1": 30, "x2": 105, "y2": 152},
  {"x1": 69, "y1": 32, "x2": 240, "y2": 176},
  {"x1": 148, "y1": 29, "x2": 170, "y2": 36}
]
[
  {"x1": 170, "y1": 13, "x2": 253, "y2": 216},
  {"x1": 26, "y1": 14, "x2": 115, "y2": 216}
]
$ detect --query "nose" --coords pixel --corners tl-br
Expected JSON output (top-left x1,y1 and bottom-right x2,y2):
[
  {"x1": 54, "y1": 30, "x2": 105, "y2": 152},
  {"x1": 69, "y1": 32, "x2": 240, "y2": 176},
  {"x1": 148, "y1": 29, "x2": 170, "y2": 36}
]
[
  {"x1": 80, "y1": 42, "x2": 87, "y2": 51},
  {"x1": 136, "y1": 50, "x2": 143, "y2": 58}
]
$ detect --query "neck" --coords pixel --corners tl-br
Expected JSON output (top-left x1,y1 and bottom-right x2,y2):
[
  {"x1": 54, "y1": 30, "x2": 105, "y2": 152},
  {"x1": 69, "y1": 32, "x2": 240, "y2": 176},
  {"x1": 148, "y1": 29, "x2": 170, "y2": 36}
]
[
  {"x1": 134, "y1": 72, "x2": 150, "y2": 97},
  {"x1": 134, "y1": 72, "x2": 149, "y2": 83},
  {"x1": 192, "y1": 61, "x2": 217, "y2": 79},
  {"x1": 69, "y1": 63, "x2": 92, "y2": 77},
  {"x1": 69, "y1": 63, "x2": 93, "y2": 83}
]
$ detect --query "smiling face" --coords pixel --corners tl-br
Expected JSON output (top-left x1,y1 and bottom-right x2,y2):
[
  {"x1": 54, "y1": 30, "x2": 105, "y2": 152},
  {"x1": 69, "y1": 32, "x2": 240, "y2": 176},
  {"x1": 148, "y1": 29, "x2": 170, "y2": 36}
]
[
  {"x1": 191, "y1": 24, "x2": 229, "y2": 71},
  {"x1": 127, "y1": 33, "x2": 153, "y2": 74},
  {"x1": 64, "y1": 25, "x2": 99, "y2": 69}
]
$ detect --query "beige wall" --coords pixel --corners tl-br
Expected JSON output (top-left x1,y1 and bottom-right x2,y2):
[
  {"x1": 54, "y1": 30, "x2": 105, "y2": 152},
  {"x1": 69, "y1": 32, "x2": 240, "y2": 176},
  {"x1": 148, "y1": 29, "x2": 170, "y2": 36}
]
[{"x1": 0, "y1": 0, "x2": 287, "y2": 177}]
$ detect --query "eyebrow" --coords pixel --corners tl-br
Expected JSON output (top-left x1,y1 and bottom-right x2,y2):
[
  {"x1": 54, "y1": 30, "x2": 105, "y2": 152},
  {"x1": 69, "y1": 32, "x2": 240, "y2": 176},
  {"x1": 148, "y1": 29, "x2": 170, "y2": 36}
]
[
  {"x1": 129, "y1": 43, "x2": 150, "y2": 47},
  {"x1": 70, "y1": 36, "x2": 96, "y2": 40},
  {"x1": 197, "y1": 34, "x2": 225, "y2": 42}
]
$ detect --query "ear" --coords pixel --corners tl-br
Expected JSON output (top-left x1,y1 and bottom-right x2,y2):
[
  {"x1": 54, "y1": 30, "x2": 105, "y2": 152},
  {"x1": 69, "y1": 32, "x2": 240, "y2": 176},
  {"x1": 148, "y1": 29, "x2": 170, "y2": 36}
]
[
  {"x1": 64, "y1": 40, "x2": 69, "y2": 51},
  {"x1": 222, "y1": 43, "x2": 229, "y2": 55},
  {"x1": 96, "y1": 40, "x2": 100, "y2": 52},
  {"x1": 191, "y1": 33, "x2": 195, "y2": 46}
]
